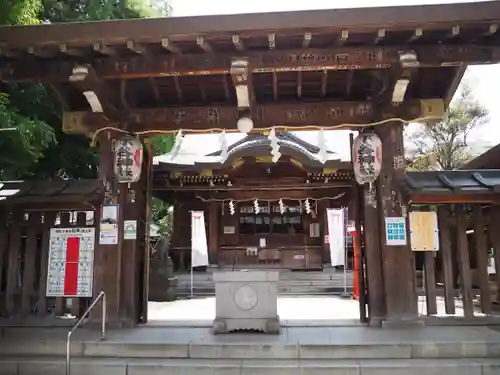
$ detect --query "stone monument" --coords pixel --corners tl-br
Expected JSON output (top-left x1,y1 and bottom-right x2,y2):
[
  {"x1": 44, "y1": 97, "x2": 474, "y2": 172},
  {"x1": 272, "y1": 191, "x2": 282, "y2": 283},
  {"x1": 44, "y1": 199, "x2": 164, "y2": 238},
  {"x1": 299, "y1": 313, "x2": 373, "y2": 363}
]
[{"x1": 212, "y1": 270, "x2": 280, "y2": 334}]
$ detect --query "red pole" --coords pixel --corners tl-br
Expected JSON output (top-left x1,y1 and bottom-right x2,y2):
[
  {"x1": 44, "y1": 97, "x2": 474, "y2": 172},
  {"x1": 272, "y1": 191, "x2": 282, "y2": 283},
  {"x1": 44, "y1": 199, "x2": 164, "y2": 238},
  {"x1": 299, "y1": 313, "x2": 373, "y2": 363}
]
[{"x1": 351, "y1": 230, "x2": 359, "y2": 300}]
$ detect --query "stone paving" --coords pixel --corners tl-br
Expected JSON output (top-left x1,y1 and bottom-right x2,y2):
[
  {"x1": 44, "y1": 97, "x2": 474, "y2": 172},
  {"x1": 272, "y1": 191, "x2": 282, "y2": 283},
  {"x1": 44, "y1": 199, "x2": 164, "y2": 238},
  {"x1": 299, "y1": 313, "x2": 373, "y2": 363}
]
[
  {"x1": 148, "y1": 296, "x2": 361, "y2": 325},
  {"x1": 147, "y1": 295, "x2": 472, "y2": 325}
]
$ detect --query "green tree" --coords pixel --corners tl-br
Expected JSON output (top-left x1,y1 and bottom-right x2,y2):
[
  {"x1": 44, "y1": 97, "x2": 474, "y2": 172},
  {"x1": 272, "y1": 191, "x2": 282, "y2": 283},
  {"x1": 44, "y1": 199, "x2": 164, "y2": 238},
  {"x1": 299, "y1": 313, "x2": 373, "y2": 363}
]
[
  {"x1": 0, "y1": 0, "x2": 42, "y2": 25},
  {"x1": 149, "y1": 135, "x2": 175, "y2": 236},
  {"x1": 407, "y1": 81, "x2": 489, "y2": 171},
  {"x1": 0, "y1": 0, "x2": 172, "y2": 180}
]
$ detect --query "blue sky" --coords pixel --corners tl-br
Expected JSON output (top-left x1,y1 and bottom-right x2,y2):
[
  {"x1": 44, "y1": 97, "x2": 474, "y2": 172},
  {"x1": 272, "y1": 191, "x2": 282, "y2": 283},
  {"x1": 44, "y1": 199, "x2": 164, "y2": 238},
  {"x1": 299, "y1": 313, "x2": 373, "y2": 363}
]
[{"x1": 168, "y1": 0, "x2": 500, "y2": 154}]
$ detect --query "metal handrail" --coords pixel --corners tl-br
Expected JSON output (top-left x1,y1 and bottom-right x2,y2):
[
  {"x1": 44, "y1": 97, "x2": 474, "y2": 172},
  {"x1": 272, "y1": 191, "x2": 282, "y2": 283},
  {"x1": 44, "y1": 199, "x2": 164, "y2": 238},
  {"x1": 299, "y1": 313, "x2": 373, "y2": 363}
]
[{"x1": 66, "y1": 291, "x2": 106, "y2": 375}]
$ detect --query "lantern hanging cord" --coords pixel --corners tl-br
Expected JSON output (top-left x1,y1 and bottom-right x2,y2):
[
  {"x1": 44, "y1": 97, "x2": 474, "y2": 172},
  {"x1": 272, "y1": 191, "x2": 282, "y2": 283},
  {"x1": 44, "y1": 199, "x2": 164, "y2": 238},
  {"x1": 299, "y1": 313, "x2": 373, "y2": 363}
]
[
  {"x1": 89, "y1": 115, "x2": 441, "y2": 147},
  {"x1": 195, "y1": 192, "x2": 346, "y2": 203}
]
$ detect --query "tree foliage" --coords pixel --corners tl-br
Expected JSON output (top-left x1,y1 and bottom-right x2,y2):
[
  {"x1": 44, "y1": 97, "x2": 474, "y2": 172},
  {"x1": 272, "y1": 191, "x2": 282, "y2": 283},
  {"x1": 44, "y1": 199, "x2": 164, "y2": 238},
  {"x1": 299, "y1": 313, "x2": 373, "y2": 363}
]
[
  {"x1": 407, "y1": 81, "x2": 489, "y2": 171},
  {"x1": 0, "y1": 0, "x2": 173, "y2": 180}
]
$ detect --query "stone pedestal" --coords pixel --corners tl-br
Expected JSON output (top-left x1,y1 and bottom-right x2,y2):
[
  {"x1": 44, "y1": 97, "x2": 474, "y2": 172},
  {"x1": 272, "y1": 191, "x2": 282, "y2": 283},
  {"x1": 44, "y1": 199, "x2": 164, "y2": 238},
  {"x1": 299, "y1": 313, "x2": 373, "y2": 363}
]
[
  {"x1": 212, "y1": 270, "x2": 280, "y2": 334},
  {"x1": 149, "y1": 257, "x2": 178, "y2": 302}
]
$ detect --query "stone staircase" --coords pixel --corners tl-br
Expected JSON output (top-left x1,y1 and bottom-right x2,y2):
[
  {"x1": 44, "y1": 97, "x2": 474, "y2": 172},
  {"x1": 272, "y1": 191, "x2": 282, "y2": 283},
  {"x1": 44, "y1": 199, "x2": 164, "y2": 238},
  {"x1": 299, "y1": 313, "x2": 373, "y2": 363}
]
[
  {"x1": 1, "y1": 325, "x2": 500, "y2": 374},
  {"x1": 177, "y1": 268, "x2": 354, "y2": 297}
]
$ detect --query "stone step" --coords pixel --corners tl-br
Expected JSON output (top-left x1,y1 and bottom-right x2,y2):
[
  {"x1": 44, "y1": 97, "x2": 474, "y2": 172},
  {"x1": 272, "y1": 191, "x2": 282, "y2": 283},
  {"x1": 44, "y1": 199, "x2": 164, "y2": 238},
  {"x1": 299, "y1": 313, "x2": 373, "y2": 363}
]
[
  {"x1": 1, "y1": 357, "x2": 500, "y2": 375},
  {"x1": 3, "y1": 339, "x2": 500, "y2": 360},
  {"x1": 178, "y1": 271, "x2": 354, "y2": 282}
]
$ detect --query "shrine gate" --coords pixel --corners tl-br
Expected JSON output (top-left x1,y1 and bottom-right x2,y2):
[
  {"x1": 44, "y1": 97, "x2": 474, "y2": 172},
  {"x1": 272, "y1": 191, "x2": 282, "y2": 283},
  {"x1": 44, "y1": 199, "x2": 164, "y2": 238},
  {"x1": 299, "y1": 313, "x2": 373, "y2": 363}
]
[{"x1": 0, "y1": 1, "x2": 500, "y2": 327}]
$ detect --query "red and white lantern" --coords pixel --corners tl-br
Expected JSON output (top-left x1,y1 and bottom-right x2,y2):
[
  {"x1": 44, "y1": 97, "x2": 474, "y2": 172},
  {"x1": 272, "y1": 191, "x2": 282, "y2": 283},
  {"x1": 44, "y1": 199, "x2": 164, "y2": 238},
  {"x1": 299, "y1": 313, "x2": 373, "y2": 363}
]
[
  {"x1": 112, "y1": 137, "x2": 143, "y2": 183},
  {"x1": 352, "y1": 133, "x2": 382, "y2": 185}
]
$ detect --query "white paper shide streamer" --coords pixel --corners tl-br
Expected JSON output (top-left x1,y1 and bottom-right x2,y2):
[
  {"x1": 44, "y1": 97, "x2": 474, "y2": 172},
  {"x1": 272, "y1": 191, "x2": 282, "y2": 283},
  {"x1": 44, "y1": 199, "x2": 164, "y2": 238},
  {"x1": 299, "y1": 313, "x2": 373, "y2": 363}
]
[
  {"x1": 219, "y1": 130, "x2": 228, "y2": 163},
  {"x1": 268, "y1": 127, "x2": 281, "y2": 163},
  {"x1": 318, "y1": 128, "x2": 328, "y2": 164}
]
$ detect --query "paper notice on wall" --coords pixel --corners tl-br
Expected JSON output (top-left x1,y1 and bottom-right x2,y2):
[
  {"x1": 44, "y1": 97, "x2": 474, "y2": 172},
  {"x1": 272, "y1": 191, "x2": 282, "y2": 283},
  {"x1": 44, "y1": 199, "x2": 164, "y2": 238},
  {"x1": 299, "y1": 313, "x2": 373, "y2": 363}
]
[
  {"x1": 124, "y1": 220, "x2": 137, "y2": 240},
  {"x1": 99, "y1": 204, "x2": 118, "y2": 245},
  {"x1": 385, "y1": 217, "x2": 407, "y2": 246},
  {"x1": 191, "y1": 211, "x2": 209, "y2": 268},
  {"x1": 326, "y1": 209, "x2": 345, "y2": 267},
  {"x1": 259, "y1": 238, "x2": 267, "y2": 248},
  {"x1": 46, "y1": 227, "x2": 95, "y2": 298}
]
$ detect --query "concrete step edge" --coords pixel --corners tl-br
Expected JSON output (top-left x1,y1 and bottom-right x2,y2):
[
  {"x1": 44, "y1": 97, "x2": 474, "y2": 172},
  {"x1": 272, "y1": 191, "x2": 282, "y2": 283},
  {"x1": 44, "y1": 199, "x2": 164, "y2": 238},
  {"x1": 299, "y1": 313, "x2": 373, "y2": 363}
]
[
  {"x1": 2, "y1": 357, "x2": 500, "y2": 369},
  {"x1": 4, "y1": 341, "x2": 500, "y2": 360}
]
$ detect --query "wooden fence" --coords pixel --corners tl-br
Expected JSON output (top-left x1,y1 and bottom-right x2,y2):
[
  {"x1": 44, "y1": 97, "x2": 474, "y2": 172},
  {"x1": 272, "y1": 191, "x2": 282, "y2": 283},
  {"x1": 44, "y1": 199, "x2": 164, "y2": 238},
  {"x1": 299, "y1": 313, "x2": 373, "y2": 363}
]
[
  {"x1": 415, "y1": 204, "x2": 500, "y2": 320},
  {"x1": 0, "y1": 209, "x2": 96, "y2": 323}
]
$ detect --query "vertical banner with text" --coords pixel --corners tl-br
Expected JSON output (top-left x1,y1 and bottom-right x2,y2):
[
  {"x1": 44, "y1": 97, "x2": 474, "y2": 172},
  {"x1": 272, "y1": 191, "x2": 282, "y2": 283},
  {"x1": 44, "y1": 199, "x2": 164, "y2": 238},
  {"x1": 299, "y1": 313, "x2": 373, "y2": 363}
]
[
  {"x1": 326, "y1": 208, "x2": 345, "y2": 267},
  {"x1": 191, "y1": 211, "x2": 209, "y2": 268}
]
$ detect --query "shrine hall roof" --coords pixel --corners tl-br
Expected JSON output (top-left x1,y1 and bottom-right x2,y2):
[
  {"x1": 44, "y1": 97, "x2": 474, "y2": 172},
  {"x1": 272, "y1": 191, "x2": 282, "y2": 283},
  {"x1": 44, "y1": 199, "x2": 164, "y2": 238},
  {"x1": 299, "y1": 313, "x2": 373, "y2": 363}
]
[
  {"x1": 153, "y1": 130, "x2": 353, "y2": 169},
  {"x1": 403, "y1": 169, "x2": 500, "y2": 203},
  {"x1": 0, "y1": 179, "x2": 103, "y2": 208}
]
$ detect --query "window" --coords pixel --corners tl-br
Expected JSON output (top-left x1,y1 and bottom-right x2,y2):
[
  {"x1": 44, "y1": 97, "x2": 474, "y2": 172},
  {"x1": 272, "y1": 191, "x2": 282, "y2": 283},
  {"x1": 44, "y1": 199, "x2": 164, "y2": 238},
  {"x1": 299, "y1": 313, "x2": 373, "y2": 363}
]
[
  {"x1": 239, "y1": 215, "x2": 255, "y2": 234},
  {"x1": 255, "y1": 215, "x2": 270, "y2": 234},
  {"x1": 237, "y1": 202, "x2": 304, "y2": 235}
]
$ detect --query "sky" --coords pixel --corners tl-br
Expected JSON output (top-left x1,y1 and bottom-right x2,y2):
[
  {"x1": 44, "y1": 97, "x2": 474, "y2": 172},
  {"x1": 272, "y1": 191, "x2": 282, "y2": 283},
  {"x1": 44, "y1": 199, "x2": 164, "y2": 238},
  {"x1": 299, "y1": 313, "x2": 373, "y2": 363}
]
[{"x1": 167, "y1": 0, "x2": 500, "y2": 158}]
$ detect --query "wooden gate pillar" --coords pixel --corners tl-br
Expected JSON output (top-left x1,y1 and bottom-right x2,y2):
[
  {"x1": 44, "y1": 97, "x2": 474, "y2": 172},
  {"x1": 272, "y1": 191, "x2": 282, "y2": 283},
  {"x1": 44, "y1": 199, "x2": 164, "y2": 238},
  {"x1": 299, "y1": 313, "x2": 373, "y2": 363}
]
[
  {"x1": 208, "y1": 201, "x2": 220, "y2": 265},
  {"x1": 92, "y1": 134, "x2": 122, "y2": 325},
  {"x1": 92, "y1": 133, "x2": 152, "y2": 327},
  {"x1": 375, "y1": 122, "x2": 418, "y2": 322},
  {"x1": 362, "y1": 185, "x2": 386, "y2": 325}
]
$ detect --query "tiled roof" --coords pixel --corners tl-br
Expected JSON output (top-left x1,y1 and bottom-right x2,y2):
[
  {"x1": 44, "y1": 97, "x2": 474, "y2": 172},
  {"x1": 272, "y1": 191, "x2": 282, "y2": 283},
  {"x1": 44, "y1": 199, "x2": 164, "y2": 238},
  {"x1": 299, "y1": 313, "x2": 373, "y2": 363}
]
[
  {"x1": 0, "y1": 179, "x2": 103, "y2": 205},
  {"x1": 403, "y1": 170, "x2": 500, "y2": 195}
]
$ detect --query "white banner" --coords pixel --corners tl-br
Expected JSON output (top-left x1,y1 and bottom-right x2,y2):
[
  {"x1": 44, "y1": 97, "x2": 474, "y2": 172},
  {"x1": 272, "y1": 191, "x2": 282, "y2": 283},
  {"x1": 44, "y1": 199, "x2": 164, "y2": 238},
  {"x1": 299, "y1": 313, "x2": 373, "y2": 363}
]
[
  {"x1": 326, "y1": 209, "x2": 345, "y2": 266},
  {"x1": 191, "y1": 211, "x2": 209, "y2": 268}
]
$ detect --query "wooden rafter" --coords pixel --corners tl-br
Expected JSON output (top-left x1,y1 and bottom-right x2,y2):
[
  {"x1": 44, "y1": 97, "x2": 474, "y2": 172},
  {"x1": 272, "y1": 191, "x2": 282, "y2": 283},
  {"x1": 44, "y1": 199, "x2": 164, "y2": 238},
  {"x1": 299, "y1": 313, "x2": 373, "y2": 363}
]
[
  {"x1": 320, "y1": 70, "x2": 328, "y2": 98},
  {"x1": 92, "y1": 42, "x2": 116, "y2": 56},
  {"x1": 119, "y1": 79, "x2": 129, "y2": 109},
  {"x1": 173, "y1": 76, "x2": 183, "y2": 103},
  {"x1": 149, "y1": 77, "x2": 161, "y2": 104},
  {"x1": 50, "y1": 83, "x2": 70, "y2": 110},
  {"x1": 374, "y1": 28, "x2": 386, "y2": 45},
  {"x1": 232, "y1": 35, "x2": 244, "y2": 51},
  {"x1": 67, "y1": 64, "x2": 117, "y2": 117},
  {"x1": 336, "y1": 29, "x2": 349, "y2": 46},
  {"x1": 272, "y1": 72, "x2": 279, "y2": 101},
  {"x1": 345, "y1": 70, "x2": 354, "y2": 98},
  {"x1": 161, "y1": 38, "x2": 181, "y2": 53},
  {"x1": 4, "y1": 45, "x2": 498, "y2": 82},
  {"x1": 297, "y1": 71, "x2": 303, "y2": 99},
  {"x1": 126, "y1": 40, "x2": 146, "y2": 54},
  {"x1": 197, "y1": 36, "x2": 213, "y2": 53},
  {"x1": 302, "y1": 32, "x2": 312, "y2": 48},
  {"x1": 222, "y1": 75, "x2": 230, "y2": 100}
]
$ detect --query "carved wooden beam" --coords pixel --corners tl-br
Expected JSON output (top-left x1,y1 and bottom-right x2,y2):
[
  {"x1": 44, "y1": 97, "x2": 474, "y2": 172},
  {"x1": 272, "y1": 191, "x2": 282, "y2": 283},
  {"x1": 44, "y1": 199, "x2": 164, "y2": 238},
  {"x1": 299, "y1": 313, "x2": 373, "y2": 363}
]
[
  {"x1": 68, "y1": 64, "x2": 117, "y2": 116},
  {"x1": 232, "y1": 35, "x2": 244, "y2": 51},
  {"x1": 336, "y1": 30, "x2": 349, "y2": 47},
  {"x1": 230, "y1": 57, "x2": 253, "y2": 130},
  {"x1": 4, "y1": 45, "x2": 498, "y2": 82},
  {"x1": 62, "y1": 99, "x2": 443, "y2": 134}
]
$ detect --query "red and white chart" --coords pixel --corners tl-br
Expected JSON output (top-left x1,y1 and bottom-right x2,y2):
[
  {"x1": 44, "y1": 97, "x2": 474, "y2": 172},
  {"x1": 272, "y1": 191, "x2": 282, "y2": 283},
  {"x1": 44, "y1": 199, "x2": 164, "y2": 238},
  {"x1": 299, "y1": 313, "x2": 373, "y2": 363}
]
[{"x1": 46, "y1": 227, "x2": 95, "y2": 298}]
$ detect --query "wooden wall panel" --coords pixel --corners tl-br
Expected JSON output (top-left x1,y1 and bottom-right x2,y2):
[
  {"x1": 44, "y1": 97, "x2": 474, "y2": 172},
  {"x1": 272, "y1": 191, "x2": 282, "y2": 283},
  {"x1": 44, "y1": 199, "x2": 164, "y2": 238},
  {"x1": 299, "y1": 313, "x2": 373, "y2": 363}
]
[
  {"x1": 5, "y1": 211, "x2": 23, "y2": 316},
  {"x1": 37, "y1": 212, "x2": 56, "y2": 316},
  {"x1": 455, "y1": 205, "x2": 474, "y2": 317},
  {"x1": 21, "y1": 212, "x2": 41, "y2": 315},
  {"x1": 473, "y1": 205, "x2": 491, "y2": 314},
  {"x1": 437, "y1": 206, "x2": 456, "y2": 314}
]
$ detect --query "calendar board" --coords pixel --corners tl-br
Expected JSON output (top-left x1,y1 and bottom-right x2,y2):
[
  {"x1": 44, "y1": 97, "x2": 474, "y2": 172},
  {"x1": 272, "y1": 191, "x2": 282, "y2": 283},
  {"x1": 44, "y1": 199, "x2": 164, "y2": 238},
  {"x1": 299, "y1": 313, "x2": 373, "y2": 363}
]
[
  {"x1": 384, "y1": 217, "x2": 407, "y2": 246},
  {"x1": 46, "y1": 227, "x2": 95, "y2": 298}
]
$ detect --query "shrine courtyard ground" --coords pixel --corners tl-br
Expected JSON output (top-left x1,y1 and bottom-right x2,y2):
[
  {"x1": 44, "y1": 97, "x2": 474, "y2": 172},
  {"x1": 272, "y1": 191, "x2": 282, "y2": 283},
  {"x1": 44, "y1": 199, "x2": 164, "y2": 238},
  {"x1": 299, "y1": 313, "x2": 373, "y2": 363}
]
[{"x1": 147, "y1": 295, "x2": 478, "y2": 326}]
